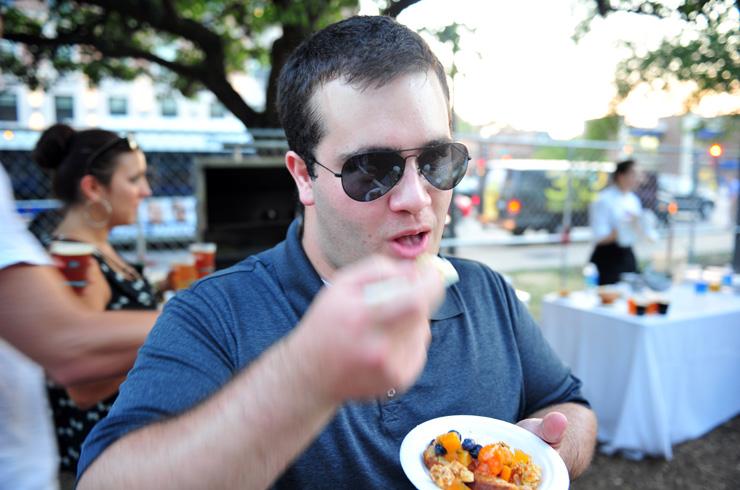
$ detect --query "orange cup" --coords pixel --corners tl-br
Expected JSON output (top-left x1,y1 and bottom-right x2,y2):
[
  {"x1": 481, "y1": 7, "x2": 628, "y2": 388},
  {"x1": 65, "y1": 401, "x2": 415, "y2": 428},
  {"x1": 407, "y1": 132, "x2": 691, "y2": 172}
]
[
  {"x1": 49, "y1": 241, "x2": 95, "y2": 294},
  {"x1": 647, "y1": 302, "x2": 659, "y2": 315},
  {"x1": 189, "y1": 243, "x2": 217, "y2": 278},
  {"x1": 627, "y1": 297, "x2": 637, "y2": 315},
  {"x1": 170, "y1": 261, "x2": 197, "y2": 290}
]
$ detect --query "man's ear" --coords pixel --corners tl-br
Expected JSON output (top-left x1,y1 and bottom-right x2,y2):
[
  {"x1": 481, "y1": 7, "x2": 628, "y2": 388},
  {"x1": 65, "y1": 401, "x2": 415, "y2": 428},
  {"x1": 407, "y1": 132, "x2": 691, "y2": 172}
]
[
  {"x1": 79, "y1": 174, "x2": 106, "y2": 202},
  {"x1": 285, "y1": 151, "x2": 315, "y2": 206}
]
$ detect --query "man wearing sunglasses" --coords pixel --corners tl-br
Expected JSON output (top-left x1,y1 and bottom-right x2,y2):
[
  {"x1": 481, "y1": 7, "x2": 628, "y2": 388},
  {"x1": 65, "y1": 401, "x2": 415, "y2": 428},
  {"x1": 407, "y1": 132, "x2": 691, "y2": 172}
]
[{"x1": 79, "y1": 16, "x2": 596, "y2": 489}]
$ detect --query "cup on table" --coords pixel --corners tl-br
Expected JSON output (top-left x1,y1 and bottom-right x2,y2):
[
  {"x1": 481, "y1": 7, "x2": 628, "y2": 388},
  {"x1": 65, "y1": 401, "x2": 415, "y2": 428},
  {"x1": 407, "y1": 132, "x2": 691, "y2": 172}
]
[
  {"x1": 633, "y1": 297, "x2": 648, "y2": 316},
  {"x1": 169, "y1": 259, "x2": 198, "y2": 290},
  {"x1": 597, "y1": 286, "x2": 620, "y2": 305},
  {"x1": 627, "y1": 297, "x2": 637, "y2": 315},
  {"x1": 694, "y1": 280, "x2": 708, "y2": 295},
  {"x1": 189, "y1": 242, "x2": 217, "y2": 279},
  {"x1": 49, "y1": 241, "x2": 96, "y2": 294},
  {"x1": 656, "y1": 296, "x2": 670, "y2": 315}
]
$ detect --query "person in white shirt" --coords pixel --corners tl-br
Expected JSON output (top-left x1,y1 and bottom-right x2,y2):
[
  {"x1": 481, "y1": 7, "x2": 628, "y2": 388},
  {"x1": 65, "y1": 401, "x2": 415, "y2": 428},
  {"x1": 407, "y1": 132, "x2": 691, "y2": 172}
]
[
  {"x1": 0, "y1": 163, "x2": 156, "y2": 489},
  {"x1": 589, "y1": 159, "x2": 652, "y2": 285}
]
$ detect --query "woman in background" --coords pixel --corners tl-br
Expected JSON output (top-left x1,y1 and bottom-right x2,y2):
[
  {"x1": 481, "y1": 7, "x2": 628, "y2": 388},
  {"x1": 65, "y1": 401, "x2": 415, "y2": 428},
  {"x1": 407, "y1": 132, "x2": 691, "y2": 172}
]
[
  {"x1": 32, "y1": 124, "x2": 158, "y2": 476},
  {"x1": 589, "y1": 159, "x2": 653, "y2": 285}
]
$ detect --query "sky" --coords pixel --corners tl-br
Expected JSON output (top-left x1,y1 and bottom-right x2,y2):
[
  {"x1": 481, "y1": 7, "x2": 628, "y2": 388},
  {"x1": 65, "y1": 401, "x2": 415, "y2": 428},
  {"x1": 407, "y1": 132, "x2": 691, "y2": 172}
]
[{"x1": 358, "y1": 0, "x2": 740, "y2": 139}]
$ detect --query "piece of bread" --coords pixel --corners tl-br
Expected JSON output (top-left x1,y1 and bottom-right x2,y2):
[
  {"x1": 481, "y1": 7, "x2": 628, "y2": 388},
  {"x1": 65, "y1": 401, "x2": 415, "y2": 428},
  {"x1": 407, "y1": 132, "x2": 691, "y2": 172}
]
[
  {"x1": 363, "y1": 255, "x2": 459, "y2": 306},
  {"x1": 418, "y1": 254, "x2": 459, "y2": 287},
  {"x1": 469, "y1": 473, "x2": 519, "y2": 490}
]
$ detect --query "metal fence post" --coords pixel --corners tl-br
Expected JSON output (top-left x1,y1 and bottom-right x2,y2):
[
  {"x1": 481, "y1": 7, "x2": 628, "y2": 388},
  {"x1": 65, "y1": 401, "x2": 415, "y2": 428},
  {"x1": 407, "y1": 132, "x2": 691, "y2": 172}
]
[
  {"x1": 688, "y1": 150, "x2": 699, "y2": 263},
  {"x1": 733, "y1": 142, "x2": 740, "y2": 273}
]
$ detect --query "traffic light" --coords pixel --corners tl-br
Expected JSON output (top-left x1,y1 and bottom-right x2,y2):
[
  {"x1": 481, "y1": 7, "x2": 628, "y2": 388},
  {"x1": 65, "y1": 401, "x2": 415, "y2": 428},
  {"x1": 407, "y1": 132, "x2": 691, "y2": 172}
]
[{"x1": 708, "y1": 143, "x2": 722, "y2": 182}]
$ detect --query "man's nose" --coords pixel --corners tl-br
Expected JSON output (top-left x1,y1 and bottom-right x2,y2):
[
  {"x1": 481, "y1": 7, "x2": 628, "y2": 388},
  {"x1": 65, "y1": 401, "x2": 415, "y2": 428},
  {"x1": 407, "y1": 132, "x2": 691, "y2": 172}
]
[{"x1": 387, "y1": 159, "x2": 432, "y2": 213}]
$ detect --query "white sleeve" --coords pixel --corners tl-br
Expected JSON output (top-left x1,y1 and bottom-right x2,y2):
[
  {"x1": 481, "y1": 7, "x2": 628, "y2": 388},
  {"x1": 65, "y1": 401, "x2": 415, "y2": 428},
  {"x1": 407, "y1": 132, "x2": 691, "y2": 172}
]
[
  {"x1": 590, "y1": 195, "x2": 613, "y2": 242},
  {"x1": 0, "y1": 164, "x2": 52, "y2": 269}
]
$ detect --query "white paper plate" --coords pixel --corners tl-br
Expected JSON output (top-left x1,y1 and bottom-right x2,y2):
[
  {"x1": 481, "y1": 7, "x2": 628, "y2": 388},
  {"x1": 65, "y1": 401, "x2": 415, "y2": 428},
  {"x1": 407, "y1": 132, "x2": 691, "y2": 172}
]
[{"x1": 399, "y1": 415, "x2": 569, "y2": 489}]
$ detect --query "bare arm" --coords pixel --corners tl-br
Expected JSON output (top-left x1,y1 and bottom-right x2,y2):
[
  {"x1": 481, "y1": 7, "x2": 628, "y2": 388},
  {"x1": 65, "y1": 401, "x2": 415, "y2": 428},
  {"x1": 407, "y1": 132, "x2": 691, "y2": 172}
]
[
  {"x1": 79, "y1": 332, "x2": 339, "y2": 489},
  {"x1": 79, "y1": 256, "x2": 445, "y2": 489},
  {"x1": 519, "y1": 403, "x2": 597, "y2": 479},
  {"x1": 0, "y1": 264, "x2": 156, "y2": 385}
]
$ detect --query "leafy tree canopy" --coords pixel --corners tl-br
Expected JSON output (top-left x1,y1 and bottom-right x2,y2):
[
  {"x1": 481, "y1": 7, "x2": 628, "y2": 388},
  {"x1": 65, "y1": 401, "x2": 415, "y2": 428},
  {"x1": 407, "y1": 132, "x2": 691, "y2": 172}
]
[
  {"x1": 576, "y1": 0, "x2": 739, "y2": 110},
  {"x1": 1, "y1": 0, "x2": 421, "y2": 129}
]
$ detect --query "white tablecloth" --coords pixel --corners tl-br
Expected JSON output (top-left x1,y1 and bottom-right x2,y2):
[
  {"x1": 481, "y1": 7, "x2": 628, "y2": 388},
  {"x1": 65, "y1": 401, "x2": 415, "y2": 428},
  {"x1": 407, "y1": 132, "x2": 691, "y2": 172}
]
[{"x1": 540, "y1": 285, "x2": 740, "y2": 459}]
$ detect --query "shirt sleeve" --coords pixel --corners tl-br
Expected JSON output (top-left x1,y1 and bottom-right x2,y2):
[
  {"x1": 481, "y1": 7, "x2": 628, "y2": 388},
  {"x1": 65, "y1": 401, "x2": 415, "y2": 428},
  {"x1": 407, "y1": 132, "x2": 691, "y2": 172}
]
[
  {"x1": 76, "y1": 284, "x2": 238, "y2": 479},
  {"x1": 0, "y1": 164, "x2": 51, "y2": 269},
  {"x1": 589, "y1": 193, "x2": 613, "y2": 243},
  {"x1": 502, "y1": 276, "x2": 590, "y2": 416}
]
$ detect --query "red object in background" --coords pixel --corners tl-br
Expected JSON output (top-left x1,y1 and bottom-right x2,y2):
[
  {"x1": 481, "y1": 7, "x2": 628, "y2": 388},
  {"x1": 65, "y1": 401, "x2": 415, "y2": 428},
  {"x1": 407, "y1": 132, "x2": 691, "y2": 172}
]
[
  {"x1": 560, "y1": 226, "x2": 571, "y2": 244},
  {"x1": 454, "y1": 194, "x2": 473, "y2": 217},
  {"x1": 506, "y1": 198, "x2": 522, "y2": 215},
  {"x1": 471, "y1": 194, "x2": 481, "y2": 207}
]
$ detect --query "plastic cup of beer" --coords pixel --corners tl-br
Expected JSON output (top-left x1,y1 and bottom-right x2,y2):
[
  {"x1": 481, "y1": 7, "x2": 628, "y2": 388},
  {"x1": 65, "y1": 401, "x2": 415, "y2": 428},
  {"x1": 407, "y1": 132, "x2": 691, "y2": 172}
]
[
  {"x1": 169, "y1": 258, "x2": 198, "y2": 290},
  {"x1": 49, "y1": 241, "x2": 96, "y2": 293},
  {"x1": 189, "y1": 242, "x2": 217, "y2": 278}
]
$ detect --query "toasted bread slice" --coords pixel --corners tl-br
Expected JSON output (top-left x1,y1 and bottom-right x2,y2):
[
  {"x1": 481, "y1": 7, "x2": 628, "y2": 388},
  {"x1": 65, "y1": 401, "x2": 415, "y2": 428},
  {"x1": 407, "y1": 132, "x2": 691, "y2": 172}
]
[{"x1": 469, "y1": 473, "x2": 519, "y2": 490}]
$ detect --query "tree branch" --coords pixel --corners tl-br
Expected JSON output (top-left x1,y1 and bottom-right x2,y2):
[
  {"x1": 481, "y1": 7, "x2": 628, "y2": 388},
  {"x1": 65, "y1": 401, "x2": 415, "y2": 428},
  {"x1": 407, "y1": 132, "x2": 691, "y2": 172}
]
[
  {"x1": 382, "y1": 0, "x2": 422, "y2": 18},
  {"x1": 83, "y1": 0, "x2": 226, "y2": 66},
  {"x1": 4, "y1": 28, "x2": 264, "y2": 127}
]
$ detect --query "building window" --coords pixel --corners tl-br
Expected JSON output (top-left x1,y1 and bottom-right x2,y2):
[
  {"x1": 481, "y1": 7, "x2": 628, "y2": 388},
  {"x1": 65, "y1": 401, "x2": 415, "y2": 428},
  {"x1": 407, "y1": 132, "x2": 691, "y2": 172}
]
[
  {"x1": 0, "y1": 92, "x2": 18, "y2": 121},
  {"x1": 209, "y1": 100, "x2": 226, "y2": 118},
  {"x1": 160, "y1": 97, "x2": 178, "y2": 117},
  {"x1": 55, "y1": 95, "x2": 75, "y2": 122},
  {"x1": 108, "y1": 96, "x2": 128, "y2": 116}
]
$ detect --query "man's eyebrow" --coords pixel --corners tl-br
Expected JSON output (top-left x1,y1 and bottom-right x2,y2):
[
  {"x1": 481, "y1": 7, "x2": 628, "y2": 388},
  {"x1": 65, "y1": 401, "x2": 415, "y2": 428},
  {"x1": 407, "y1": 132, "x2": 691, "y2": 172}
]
[{"x1": 337, "y1": 137, "x2": 453, "y2": 162}]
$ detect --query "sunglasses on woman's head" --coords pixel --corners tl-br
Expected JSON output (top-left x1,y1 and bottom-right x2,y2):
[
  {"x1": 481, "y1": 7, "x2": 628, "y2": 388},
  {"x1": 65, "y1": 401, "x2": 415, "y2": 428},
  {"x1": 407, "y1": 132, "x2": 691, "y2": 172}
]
[
  {"x1": 309, "y1": 142, "x2": 471, "y2": 202},
  {"x1": 84, "y1": 134, "x2": 139, "y2": 175}
]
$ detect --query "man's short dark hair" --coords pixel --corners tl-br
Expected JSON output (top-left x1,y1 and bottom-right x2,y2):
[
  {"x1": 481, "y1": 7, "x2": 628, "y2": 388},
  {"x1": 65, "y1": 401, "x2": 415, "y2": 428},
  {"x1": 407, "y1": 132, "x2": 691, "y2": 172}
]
[{"x1": 277, "y1": 15, "x2": 450, "y2": 176}]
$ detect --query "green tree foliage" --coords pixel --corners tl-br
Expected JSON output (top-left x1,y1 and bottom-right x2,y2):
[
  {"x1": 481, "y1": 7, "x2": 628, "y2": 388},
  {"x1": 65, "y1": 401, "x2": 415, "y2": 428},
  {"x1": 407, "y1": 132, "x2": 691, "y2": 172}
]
[
  {"x1": 576, "y1": 0, "x2": 739, "y2": 110},
  {"x1": 0, "y1": 0, "x2": 421, "y2": 128}
]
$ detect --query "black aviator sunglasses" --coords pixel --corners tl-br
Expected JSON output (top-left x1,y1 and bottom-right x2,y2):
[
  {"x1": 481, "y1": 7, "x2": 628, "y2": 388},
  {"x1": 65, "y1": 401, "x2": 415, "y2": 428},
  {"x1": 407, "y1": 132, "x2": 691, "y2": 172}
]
[
  {"x1": 308, "y1": 142, "x2": 471, "y2": 202},
  {"x1": 84, "y1": 134, "x2": 139, "y2": 175}
]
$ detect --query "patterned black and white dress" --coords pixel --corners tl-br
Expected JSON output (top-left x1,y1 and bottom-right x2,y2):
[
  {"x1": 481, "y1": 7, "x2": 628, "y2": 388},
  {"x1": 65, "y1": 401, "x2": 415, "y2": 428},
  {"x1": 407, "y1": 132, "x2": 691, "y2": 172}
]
[{"x1": 44, "y1": 238, "x2": 156, "y2": 473}]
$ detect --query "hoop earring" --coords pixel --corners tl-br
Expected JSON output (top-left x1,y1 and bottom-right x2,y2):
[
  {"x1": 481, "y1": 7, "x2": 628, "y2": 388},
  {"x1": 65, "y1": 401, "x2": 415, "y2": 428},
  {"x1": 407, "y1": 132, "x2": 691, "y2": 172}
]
[{"x1": 83, "y1": 199, "x2": 112, "y2": 228}]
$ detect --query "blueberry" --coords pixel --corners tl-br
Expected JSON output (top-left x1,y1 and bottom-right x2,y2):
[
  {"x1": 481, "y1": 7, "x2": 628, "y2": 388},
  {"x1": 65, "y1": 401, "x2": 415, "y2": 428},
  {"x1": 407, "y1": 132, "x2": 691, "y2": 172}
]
[
  {"x1": 462, "y1": 438, "x2": 476, "y2": 451},
  {"x1": 448, "y1": 430, "x2": 461, "y2": 440},
  {"x1": 469, "y1": 444, "x2": 482, "y2": 459},
  {"x1": 434, "y1": 443, "x2": 447, "y2": 456}
]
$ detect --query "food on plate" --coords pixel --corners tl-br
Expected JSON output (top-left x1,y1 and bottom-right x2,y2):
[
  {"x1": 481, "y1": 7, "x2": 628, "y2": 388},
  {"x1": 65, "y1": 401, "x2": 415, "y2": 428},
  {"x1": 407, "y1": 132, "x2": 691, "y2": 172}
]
[{"x1": 423, "y1": 430, "x2": 541, "y2": 490}]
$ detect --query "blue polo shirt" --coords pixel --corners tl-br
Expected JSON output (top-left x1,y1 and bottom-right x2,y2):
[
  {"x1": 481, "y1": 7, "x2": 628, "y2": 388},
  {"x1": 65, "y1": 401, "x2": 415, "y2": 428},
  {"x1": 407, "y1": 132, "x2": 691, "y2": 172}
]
[{"x1": 78, "y1": 220, "x2": 587, "y2": 488}]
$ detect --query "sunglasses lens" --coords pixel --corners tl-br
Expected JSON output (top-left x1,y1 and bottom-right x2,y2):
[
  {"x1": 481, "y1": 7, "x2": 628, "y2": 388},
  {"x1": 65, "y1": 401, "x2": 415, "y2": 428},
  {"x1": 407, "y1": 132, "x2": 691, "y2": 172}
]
[
  {"x1": 418, "y1": 143, "x2": 469, "y2": 190},
  {"x1": 342, "y1": 153, "x2": 404, "y2": 202}
]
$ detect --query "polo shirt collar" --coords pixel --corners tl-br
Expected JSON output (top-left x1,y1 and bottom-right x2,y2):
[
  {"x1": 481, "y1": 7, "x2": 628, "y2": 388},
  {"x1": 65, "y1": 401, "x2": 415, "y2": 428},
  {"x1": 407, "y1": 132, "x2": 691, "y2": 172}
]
[{"x1": 263, "y1": 219, "x2": 462, "y2": 321}]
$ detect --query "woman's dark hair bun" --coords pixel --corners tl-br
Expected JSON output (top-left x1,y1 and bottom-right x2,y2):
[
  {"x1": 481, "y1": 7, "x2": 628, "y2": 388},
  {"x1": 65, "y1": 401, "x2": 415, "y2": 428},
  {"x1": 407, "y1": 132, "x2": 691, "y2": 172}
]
[{"x1": 32, "y1": 123, "x2": 76, "y2": 170}]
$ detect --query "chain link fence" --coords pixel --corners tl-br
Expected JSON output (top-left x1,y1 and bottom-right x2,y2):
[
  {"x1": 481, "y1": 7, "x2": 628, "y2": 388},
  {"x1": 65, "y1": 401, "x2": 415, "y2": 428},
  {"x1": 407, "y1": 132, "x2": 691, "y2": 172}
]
[
  {"x1": 4, "y1": 131, "x2": 738, "y2": 275},
  {"x1": 450, "y1": 134, "x2": 737, "y2": 240}
]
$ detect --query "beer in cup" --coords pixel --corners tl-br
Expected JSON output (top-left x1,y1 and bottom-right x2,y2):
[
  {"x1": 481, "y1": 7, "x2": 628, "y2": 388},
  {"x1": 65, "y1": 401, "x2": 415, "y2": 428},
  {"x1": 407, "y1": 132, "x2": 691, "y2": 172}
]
[
  {"x1": 189, "y1": 242, "x2": 217, "y2": 278},
  {"x1": 49, "y1": 241, "x2": 96, "y2": 293},
  {"x1": 169, "y1": 257, "x2": 198, "y2": 290}
]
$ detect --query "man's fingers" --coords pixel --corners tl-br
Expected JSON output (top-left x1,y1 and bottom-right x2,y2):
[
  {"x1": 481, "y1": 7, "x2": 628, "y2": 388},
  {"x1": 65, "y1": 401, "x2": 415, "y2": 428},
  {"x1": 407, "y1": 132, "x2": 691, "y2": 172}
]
[
  {"x1": 541, "y1": 412, "x2": 568, "y2": 444},
  {"x1": 517, "y1": 412, "x2": 568, "y2": 448}
]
